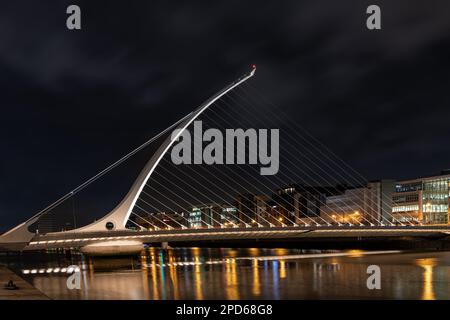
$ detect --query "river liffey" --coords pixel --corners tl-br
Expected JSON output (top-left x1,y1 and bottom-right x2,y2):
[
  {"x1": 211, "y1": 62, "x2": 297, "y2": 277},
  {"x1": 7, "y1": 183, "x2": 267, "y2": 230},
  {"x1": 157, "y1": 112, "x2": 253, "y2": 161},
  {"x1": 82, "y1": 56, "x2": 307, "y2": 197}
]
[{"x1": 3, "y1": 248, "x2": 450, "y2": 299}]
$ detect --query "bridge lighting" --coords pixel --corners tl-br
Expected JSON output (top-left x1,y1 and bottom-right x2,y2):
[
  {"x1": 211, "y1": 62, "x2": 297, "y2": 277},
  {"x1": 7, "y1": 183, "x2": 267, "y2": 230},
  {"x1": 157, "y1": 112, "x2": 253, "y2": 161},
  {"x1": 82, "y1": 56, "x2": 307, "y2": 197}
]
[
  {"x1": 251, "y1": 64, "x2": 256, "y2": 69},
  {"x1": 278, "y1": 217, "x2": 283, "y2": 222}
]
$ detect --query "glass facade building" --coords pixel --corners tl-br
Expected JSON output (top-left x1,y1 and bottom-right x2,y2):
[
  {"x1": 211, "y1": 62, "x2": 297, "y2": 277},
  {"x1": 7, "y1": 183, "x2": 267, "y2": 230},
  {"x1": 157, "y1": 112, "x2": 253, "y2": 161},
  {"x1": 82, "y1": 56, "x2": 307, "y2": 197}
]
[
  {"x1": 422, "y1": 178, "x2": 449, "y2": 224},
  {"x1": 392, "y1": 173, "x2": 450, "y2": 225}
]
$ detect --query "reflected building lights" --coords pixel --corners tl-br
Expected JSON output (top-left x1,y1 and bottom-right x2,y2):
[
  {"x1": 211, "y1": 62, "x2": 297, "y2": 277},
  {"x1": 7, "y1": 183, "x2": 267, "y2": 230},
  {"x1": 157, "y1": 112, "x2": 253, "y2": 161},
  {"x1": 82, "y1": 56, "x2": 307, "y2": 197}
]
[
  {"x1": 17, "y1": 248, "x2": 447, "y2": 300},
  {"x1": 225, "y1": 258, "x2": 239, "y2": 300},
  {"x1": 252, "y1": 259, "x2": 261, "y2": 296},
  {"x1": 280, "y1": 260, "x2": 286, "y2": 279},
  {"x1": 416, "y1": 258, "x2": 436, "y2": 300},
  {"x1": 194, "y1": 256, "x2": 203, "y2": 300},
  {"x1": 150, "y1": 253, "x2": 160, "y2": 300}
]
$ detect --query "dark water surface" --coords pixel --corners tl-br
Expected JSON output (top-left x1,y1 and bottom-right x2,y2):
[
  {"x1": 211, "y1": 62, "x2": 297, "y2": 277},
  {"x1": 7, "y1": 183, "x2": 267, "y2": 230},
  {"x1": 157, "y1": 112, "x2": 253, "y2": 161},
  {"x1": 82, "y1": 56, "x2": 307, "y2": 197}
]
[{"x1": 2, "y1": 248, "x2": 450, "y2": 300}]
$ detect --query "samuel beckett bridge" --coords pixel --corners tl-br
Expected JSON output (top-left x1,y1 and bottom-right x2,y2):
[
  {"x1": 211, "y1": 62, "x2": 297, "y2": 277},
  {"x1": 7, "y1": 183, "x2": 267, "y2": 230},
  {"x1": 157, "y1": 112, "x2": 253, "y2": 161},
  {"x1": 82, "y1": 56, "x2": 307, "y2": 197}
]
[{"x1": 1, "y1": 66, "x2": 450, "y2": 255}]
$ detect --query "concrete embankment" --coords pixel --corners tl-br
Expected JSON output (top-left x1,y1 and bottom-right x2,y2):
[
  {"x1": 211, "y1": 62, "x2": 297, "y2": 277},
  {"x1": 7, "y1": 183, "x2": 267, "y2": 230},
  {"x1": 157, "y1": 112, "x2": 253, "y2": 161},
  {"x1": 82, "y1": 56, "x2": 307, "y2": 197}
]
[{"x1": 0, "y1": 266, "x2": 48, "y2": 300}]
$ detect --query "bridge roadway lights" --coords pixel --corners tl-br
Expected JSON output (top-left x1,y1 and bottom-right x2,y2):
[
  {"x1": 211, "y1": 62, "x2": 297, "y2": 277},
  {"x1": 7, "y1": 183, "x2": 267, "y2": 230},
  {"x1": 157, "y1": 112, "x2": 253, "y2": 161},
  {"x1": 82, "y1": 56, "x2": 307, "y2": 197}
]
[
  {"x1": 20, "y1": 225, "x2": 450, "y2": 253},
  {"x1": 79, "y1": 240, "x2": 144, "y2": 256}
]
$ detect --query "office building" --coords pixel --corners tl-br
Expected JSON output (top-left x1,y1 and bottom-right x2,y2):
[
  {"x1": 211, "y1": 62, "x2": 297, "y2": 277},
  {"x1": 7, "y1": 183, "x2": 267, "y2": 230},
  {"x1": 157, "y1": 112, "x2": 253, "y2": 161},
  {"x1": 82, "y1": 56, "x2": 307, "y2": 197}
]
[
  {"x1": 392, "y1": 171, "x2": 450, "y2": 224},
  {"x1": 320, "y1": 180, "x2": 394, "y2": 225}
]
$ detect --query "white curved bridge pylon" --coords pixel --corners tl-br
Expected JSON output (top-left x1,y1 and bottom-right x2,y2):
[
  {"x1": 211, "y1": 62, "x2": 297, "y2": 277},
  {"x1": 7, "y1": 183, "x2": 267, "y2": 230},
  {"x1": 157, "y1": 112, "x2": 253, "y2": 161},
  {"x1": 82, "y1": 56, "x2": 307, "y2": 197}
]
[{"x1": 0, "y1": 67, "x2": 256, "y2": 244}]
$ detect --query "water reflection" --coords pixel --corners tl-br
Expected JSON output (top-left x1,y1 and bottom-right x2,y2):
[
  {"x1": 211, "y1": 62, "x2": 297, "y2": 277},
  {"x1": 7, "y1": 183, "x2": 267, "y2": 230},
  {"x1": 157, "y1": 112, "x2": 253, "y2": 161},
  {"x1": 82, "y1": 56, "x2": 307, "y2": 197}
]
[
  {"x1": 194, "y1": 256, "x2": 203, "y2": 300},
  {"x1": 416, "y1": 258, "x2": 437, "y2": 300},
  {"x1": 224, "y1": 258, "x2": 239, "y2": 299},
  {"x1": 252, "y1": 259, "x2": 261, "y2": 296},
  {"x1": 280, "y1": 260, "x2": 286, "y2": 279},
  {"x1": 4, "y1": 248, "x2": 450, "y2": 299}
]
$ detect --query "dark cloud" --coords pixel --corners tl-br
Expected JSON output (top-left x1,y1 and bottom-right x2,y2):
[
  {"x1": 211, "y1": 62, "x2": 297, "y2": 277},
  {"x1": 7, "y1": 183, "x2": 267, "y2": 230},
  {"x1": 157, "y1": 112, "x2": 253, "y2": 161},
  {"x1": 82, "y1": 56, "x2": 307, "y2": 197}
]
[{"x1": 1, "y1": 0, "x2": 450, "y2": 231}]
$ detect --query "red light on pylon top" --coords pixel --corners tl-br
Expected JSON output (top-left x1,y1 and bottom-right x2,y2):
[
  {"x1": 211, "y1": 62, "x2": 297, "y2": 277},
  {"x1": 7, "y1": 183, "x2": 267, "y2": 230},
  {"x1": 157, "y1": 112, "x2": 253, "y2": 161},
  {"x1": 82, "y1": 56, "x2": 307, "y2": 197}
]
[{"x1": 251, "y1": 64, "x2": 256, "y2": 69}]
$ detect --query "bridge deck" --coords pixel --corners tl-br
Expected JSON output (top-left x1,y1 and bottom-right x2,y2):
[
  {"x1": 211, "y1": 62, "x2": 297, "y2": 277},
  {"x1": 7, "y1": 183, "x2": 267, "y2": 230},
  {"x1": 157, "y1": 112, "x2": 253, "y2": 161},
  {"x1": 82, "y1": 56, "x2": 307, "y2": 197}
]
[{"x1": 18, "y1": 226, "x2": 450, "y2": 250}]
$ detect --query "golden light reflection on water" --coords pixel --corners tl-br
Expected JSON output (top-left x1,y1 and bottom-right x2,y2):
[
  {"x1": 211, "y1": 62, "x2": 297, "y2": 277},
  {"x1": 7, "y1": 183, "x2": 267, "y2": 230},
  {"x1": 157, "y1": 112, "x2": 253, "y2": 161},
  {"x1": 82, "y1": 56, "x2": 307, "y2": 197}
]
[
  {"x1": 194, "y1": 256, "x2": 203, "y2": 300},
  {"x1": 416, "y1": 258, "x2": 437, "y2": 300},
  {"x1": 252, "y1": 259, "x2": 261, "y2": 296},
  {"x1": 150, "y1": 253, "x2": 159, "y2": 299},
  {"x1": 225, "y1": 258, "x2": 239, "y2": 299},
  {"x1": 23, "y1": 249, "x2": 450, "y2": 300},
  {"x1": 167, "y1": 252, "x2": 179, "y2": 300},
  {"x1": 280, "y1": 260, "x2": 286, "y2": 279}
]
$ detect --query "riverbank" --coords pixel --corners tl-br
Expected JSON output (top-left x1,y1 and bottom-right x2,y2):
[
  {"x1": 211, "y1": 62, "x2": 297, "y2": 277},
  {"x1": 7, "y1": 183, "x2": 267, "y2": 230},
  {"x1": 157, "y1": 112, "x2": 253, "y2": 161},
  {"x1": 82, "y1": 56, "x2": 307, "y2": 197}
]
[{"x1": 0, "y1": 266, "x2": 48, "y2": 300}]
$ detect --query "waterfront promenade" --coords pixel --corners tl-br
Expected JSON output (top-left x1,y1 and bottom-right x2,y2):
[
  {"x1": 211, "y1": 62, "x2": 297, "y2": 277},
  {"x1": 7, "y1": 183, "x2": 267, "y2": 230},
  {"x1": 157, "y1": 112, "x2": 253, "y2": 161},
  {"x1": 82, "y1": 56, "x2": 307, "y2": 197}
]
[{"x1": 0, "y1": 266, "x2": 48, "y2": 300}]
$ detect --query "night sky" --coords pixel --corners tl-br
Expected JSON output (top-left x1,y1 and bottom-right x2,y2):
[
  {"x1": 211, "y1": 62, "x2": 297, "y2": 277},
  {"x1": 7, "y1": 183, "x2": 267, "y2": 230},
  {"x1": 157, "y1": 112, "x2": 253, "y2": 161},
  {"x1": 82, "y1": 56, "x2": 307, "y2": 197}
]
[{"x1": 1, "y1": 0, "x2": 450, "y2": 231}]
